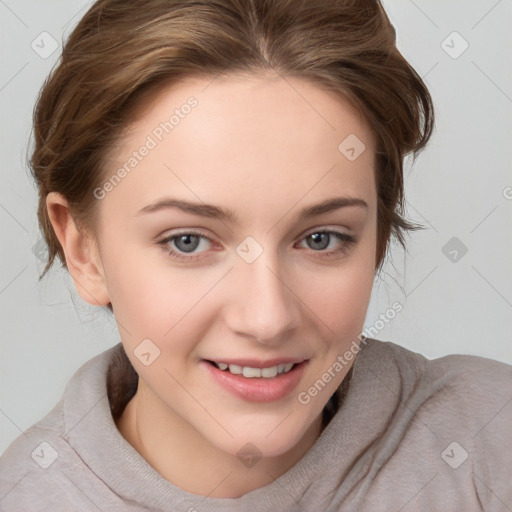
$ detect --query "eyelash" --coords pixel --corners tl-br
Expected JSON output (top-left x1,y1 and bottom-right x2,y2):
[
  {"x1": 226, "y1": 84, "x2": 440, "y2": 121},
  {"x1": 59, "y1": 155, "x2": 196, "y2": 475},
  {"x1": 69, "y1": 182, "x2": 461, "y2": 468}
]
[{"x1": 157, "y1": 229, "x2": 357, "y2": 262}]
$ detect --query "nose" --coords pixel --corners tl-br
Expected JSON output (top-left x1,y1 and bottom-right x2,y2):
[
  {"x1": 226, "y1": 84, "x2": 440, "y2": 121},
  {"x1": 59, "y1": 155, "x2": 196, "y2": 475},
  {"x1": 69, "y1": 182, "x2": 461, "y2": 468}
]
[{"x1": 224, "y1": 250, "x2": 301, "y2": 345}]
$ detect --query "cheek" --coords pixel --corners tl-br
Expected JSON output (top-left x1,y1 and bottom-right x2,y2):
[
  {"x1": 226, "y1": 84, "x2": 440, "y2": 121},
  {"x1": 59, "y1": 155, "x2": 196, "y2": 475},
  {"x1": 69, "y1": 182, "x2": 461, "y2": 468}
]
[
  {"x1": 103, "y1": 243, "x2": 221, "y2": 349},
  {"x1": 101, "y1": 215, "x2": 376, "y2": 345},
  {"x1": 296, "y1": 245, "x2": 375, "y2": 338},
  {"x1": 101, "y1": 242, "x2": 177, "y2": 330},
  {"x1": 306, "y1": 271, "x2": 372, "y2": 334}
]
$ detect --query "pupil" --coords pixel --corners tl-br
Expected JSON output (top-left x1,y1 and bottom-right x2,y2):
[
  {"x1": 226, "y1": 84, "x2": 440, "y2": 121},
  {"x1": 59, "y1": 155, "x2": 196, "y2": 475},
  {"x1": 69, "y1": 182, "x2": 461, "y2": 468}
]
[
  {"x1": 308, "y1": 232, "x2": 329, "y2": 251},
  {"x1": 175, "y1": 234, "x2": 199, "y2": 253}
]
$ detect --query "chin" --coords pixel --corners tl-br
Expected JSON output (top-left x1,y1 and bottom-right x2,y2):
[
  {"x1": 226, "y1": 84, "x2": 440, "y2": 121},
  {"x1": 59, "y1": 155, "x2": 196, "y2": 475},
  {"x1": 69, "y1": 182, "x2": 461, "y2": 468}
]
[{"x1": 210, "y1": 416, "x2": 316, "y2": 460}]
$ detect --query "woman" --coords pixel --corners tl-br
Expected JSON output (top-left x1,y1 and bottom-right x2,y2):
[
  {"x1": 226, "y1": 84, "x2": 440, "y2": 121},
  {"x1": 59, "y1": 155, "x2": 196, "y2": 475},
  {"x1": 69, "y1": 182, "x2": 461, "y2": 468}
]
[{"x1": 1, "y1": 0, "x2": 510, "y2": 510}]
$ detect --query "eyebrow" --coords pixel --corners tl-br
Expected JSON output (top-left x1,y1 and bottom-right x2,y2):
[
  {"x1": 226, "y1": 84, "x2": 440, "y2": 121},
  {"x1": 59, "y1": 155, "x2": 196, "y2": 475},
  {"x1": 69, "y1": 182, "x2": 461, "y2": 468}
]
[{"x1": 137, "y1": 196, "x2": 368, "y2": 223}]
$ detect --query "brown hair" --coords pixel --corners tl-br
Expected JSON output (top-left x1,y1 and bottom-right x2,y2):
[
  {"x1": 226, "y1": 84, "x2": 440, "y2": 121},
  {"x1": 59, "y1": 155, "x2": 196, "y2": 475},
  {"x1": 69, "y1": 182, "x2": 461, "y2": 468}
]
[{"x1": 31, "y1": 0, "x2": 434, "y2": 281}]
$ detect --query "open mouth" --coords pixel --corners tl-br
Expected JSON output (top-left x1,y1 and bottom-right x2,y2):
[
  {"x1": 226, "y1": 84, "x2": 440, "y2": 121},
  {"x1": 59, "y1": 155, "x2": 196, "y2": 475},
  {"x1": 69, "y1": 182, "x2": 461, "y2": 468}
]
[
  {"x1": 202, "y1": 358, "x2": 308, "y2": 402},
  {"x1": 205, "y1": 360, "x2": 301, "y2": 378}
]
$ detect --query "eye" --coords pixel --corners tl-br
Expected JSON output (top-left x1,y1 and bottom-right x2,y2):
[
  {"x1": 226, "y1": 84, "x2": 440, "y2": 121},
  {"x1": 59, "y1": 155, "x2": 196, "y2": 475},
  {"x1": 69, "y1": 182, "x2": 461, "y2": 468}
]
[
  {"x1": 157, "y1": 231, "x2": 213, "y2": 262},
  {"x1": 297, "y1": 230, "x2": 357, "y2": 256},
  {"x1": 157, "y1": 228, "x2": 357, "y2": 263}
]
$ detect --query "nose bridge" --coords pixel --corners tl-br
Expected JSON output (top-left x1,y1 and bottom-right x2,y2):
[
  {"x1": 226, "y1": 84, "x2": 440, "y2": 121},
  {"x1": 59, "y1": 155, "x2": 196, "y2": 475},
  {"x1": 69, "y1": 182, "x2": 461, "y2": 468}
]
[{"x1": 226, "y1": 245, "x2": 300, "y2": 343}]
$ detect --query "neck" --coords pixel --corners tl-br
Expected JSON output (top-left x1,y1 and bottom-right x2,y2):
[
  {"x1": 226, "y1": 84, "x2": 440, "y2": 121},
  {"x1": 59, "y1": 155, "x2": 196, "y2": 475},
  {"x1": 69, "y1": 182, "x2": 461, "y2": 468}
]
[{"x1": 115, "y1": 384, "x2": 324, "y2": 498}]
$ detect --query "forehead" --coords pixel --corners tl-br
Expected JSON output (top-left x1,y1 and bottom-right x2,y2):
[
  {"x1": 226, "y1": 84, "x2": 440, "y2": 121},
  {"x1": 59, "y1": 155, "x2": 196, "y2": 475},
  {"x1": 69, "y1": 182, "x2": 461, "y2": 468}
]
[
  {"x1": 101, "y1": 73, "x2": 376, "y2": 222},
  {"x1": 121, "y1": 72, "x2": 375, "y2": 155}
]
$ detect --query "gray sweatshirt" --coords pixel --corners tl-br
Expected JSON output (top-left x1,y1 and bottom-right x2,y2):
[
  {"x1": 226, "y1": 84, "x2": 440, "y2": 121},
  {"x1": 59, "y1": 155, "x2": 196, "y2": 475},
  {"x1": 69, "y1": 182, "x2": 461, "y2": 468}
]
[{"x1": 1, "y1": 338, "x2": 511, "y2": 511}]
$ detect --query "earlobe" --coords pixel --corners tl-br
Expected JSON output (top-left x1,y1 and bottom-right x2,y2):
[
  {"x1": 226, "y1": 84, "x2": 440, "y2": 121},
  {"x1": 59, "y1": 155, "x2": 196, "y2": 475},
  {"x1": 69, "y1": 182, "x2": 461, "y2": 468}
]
[{"x1": 46, "y1": 192, "x2": 110, "y2": 307}]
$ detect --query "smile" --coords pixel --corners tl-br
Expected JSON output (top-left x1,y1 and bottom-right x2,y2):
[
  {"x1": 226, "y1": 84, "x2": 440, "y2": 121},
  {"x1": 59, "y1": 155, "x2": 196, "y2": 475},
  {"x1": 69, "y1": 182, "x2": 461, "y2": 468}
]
[
  {"x1": 202, "y1": 359, "x2": 309, "y2": 402},
  {"x1": 209, "y1": 361, "x2": 296, "y2": 378}
]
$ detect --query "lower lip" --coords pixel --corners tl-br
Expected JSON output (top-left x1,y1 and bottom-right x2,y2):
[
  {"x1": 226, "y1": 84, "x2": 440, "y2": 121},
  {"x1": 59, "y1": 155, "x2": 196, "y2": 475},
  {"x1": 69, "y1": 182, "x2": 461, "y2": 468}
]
[{"x1": 202, "y1": 360, "x2": 308, "y2": 402}]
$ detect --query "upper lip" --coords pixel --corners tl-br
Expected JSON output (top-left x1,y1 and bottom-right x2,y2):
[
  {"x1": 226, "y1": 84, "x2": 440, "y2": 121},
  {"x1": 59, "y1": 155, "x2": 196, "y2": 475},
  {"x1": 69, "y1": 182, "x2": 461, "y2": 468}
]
[{"x1": 205, "y1": 357, "x2": 308, "y2": 368}]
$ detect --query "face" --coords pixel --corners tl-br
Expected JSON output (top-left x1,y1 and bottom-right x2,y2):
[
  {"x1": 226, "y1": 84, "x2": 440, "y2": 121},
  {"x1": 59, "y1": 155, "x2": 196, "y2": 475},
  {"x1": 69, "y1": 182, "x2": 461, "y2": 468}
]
[{"x1": 93, "y1": 72, "x2": 377, "y2": 459}]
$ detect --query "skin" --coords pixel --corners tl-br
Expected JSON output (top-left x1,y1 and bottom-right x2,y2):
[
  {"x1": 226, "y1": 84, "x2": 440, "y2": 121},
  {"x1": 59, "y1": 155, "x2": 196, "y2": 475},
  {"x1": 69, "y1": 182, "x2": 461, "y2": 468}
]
[{"x1": 47, "y1": 72, "x2": 377, "y2": 498}]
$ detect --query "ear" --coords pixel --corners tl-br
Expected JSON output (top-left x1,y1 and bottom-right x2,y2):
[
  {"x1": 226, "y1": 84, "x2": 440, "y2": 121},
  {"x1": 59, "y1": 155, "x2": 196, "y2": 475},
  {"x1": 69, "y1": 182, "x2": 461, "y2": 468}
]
[{"x1": 46, "y1": 192, "x2": 110, "y2": 307}]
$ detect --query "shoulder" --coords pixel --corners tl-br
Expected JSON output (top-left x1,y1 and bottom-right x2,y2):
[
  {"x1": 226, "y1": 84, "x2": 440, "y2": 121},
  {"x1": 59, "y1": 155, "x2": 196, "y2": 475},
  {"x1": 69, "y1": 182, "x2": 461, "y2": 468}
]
[
  {"x1": 359, "y1": 337, "x2": 512, "y2": 445},
  {"x1": 0, "y1": 422, "x2": 96, "y2": 510},
  {"x1": 0, "y1": 345, "x2": 121, "y2": 511},
  {"x1": 361, "y1": 338, "x2": 512, "y2": 506},
  {"x1": 361, "y1": 337, "x2": 512, "y2": 399},
  {"x1": 413, "y1": 343, "x2": 512, "y2": 434}
]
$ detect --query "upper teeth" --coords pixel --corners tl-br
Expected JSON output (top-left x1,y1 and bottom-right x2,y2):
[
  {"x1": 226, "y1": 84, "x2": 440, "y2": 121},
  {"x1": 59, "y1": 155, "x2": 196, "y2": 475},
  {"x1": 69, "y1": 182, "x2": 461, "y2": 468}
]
[{"x1": 215, "y1": 362, "x2": 295, "y2": 378}]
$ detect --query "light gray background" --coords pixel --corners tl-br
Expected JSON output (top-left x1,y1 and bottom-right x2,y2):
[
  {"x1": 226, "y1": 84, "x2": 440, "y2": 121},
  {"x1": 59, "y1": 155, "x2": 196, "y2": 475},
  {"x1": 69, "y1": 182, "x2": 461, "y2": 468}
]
[{"x1": 1, "y1": 0, "x2": 511, "y2": 455}]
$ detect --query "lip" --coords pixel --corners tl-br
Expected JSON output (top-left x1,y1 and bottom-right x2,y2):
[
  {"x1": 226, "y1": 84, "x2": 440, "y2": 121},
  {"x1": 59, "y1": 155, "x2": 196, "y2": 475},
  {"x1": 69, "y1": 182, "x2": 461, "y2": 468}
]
[
  {"x1": 201, "y1": 359, "x2": 308, "y2": 402},
  {"x1": 205, "y1": 357, "x2": 306, "y2": 368}
]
